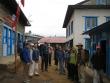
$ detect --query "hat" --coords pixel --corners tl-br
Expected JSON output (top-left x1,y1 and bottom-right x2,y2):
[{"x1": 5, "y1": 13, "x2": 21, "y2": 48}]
[
  {"x1": 76, "y1": 43, "x2": 83, "y2": 46},
  {"x1": 30, "y1": 43, "x2": 34, "y2": 46}
]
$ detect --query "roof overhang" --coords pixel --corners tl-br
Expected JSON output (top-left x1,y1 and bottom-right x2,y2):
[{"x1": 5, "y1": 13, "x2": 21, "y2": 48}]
[
  {"x1": 75, "y1": 0, "x2": 90, "y2": 5},
  {"x1": 83, "y1": 21, "x2": 110, "y2": 35},
  {"x1": 0, "y1": 0, "x2": 31, "y2": 26},
  {"x1": 62, "y1": 5, "x2": 110, "y2": 28}
]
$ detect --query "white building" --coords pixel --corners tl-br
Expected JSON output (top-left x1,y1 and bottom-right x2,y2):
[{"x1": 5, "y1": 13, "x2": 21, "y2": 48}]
[{"x1": 63, "y1": 0, "x2": 110, "y2": 51}]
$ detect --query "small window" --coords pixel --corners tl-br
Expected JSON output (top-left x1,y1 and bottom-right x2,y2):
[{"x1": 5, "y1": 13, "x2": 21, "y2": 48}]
[
  {"x1": 68, "y1": 25, "x2": 70, "y2": 36},
  {"x1": 71, "y1": 21, "x2": 73, "y2": 34},
  {"x1": 85, "y1": 17, "x2": 97, "y2": 31},
  {"x1": 66, "y1": 28, "x2": 68, "y2": 37}
]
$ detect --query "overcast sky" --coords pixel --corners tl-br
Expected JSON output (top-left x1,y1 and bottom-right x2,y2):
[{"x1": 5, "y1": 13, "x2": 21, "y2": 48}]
[{"x1": 18, "y1": 0, "x2": 84, "y2": 36}]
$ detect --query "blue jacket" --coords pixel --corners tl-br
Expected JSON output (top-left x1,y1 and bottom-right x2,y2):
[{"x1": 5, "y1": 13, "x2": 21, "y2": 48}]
[
  {"x1": 57, "y1": 50, "x2": 64, "y2": 62},
  {"x1": 22, "y1": 47, "x2": 31, "y2": 63},
  {"x1": 32, "y1": 48, "x2": 40, "y2": 61}
]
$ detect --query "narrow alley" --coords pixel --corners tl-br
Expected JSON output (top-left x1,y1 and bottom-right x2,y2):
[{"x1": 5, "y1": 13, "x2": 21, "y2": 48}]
[{"x1": 1, "y1": 0, "x2": 110, "y2": 83}]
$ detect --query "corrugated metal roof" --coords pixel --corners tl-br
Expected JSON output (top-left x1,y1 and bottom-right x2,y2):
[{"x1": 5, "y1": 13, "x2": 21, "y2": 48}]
[{"x1": 38, "y1": 37, "x2": 66, "y2": 44}]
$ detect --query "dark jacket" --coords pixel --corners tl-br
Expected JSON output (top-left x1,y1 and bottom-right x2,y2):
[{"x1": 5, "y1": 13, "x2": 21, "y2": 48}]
[
  {"x1": 32, "y1": 48, "x2": 40, "y2": 61},
  {"x1": 91, "y1": 52, "x2": 104, "y2": 70},
  {"x1": 42, "y1": 44, "x2": 49, "y2": 55},
  {"x1": 38, "y1": 44, "x2": 43, "y2": 56},
  {"x1": 65, "y1": 51, "x2": 70, "y2": 63},
  {"x1": 57, "y1": 49, "x2": 64, "y2": 62}
]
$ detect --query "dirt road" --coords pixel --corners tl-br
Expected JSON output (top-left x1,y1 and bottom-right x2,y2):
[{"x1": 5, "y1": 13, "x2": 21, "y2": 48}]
[{"x1": 0, "y1": 63, "x2": 74, "y2": 83}]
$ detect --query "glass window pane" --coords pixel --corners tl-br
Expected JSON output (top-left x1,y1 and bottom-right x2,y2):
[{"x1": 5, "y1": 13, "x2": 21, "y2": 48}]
[
  {"x1": 3, "y1": 28, "x2": 7, "y2": 37},
  {"x1": 97, "y1": 0, "x2": 106, "y2": 5},
  {"x1": 8, "y1": 30, "x2": 11, "y2": 37},
  {"x1": 85, "y1": 17, "x2": 97, "y2": 31},
  {"x1": 71, "y1": 21, "x2": 73, "y2": 34}
]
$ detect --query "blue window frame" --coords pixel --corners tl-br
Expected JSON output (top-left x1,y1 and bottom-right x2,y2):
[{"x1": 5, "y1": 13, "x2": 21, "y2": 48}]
[
  {"x1": 2, "y1": 26, "x2": 15, "y2": 56},
  {"x1": 11, "y1": 31, "x2": 15, "y2": 55},
  {"x1": 7, "y1": 29, "x2": 11, "y2": 55},
  {"x1": 3, "y1": 27, "x2": 7, "y2": 44},
  {"x1": 85, "y1": 17, "x2": 98, "y2": 31},
  {"x1": 96, "y1": 0, "x2": 107, "y2": 5},
  {"x1": 3, "y1": 27, "x2": 8, "y2": 56},
  {"x1": 106, "y1": 17, "x2": 110, "y2": 22}
]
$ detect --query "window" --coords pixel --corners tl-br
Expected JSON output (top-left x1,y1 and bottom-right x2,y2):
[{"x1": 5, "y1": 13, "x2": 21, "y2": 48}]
[
  {"x1": 96, "y1": 0, "x2": 107, "y2": 5},
  {"x1": 7, "y1": 29, "x2": 11, "y2": 55},
  {"x1": 3, "y1": 27, "x2": 7, "y2": 44},
  {"x1": 2, "y1": 26, "x2": 15, "y2": 56},
  {"x1": 85, "y1": 17, "x2": 97, "y2": 31},
  {"x1": 66, "y1": 22, "x2": 73, "y2": 37},
  {"x1": 71, "y1": 21, "x2": 73, "y2": 34},
  {"x1": 12, "y1": 31, "x2": 15, "y2": 55},
  {"x1": 68, "y1": 25, "x2": 71, "y2": 36},
  {"x1": 106, "y1": 17, "x2": 110, "y2": 22},
  {"x1": 66, "y1": 28, "x2": 68, "y2": 37},
  {"x1": 66, "y1": 28, "x2": 67, "y2": 37}
]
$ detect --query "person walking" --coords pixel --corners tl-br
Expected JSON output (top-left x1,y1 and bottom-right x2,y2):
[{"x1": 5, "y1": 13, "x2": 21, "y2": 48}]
[
  {"x1": 48, "y1": 44, "x2": 53, "y2": 66},
  {"x1": 65, "y1": 48, "x2": 71, "y2": 79},
  {"x1": 22, "y1": 42, "x2": 31, "y2": 83},
  {"x1": 32, "y1": 44, "x2": 40, "y2": 76},
  {"x1": 91, "y1": 46, "x2": 104, "y2": 83},
  {"x1": 69, "y1": 47, "x2": 78, "y2": 81},
  {"x1": 54, "y1": 45, "x2": 59, "y2": 70},
  {"x1": 78, "y1": 49, "x2": 90, "y2": 83},
  {"x1": 57, "y1": 46, "x2": 65, "y2": 75},
  {"x1": 41, "y1": 42, "x2": 49, "y2": 71},
  {"x1": 28, "y1": 43, "x2": 34, "y2": 77}
]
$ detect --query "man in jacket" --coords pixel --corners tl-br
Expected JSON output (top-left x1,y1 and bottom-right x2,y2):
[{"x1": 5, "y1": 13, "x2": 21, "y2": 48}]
[{"x1": 22, "y1": 42, "x2": 31, "y2": 83}]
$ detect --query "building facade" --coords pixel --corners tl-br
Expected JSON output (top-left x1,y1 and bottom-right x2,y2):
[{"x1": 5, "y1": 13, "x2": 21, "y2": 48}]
[
  {"x1": 83, "y1": 21, "x2": 110, "y2": 76},
  {"x1": 63, "y1": 0, "x2": 110, "y2": 51},
  {"x1": 0, "y1": 0, "x2": 30, "y2": 64}
]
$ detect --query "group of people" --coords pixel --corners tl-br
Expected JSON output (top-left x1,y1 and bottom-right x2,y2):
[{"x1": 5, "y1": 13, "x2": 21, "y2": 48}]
[
  {"x1": 18, "y1": 42, "x2": 40, "y2": 83},
  {"x1": 18, "y1": 42, "x2": 53, "y2": 83},
  {"x1": 51, "y1": 45, "x2": 89, "y2": 82},
  {"x1": 18, "y1": 41, "x2": 104, "y2": 83},
  {"x1": 53, "y1": 44, "x2": 89, "y2": 83}
]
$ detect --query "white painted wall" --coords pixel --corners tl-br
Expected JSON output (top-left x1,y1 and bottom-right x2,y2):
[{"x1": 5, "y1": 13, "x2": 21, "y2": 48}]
[{"x1": 66, "y1": 9, "x2": 110, "y2": 48}]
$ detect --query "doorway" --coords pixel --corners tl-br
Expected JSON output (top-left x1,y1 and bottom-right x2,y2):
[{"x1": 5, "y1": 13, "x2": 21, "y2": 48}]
[{"x1": 100, "y1": 40, "x2": 106, "y2": 73}]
